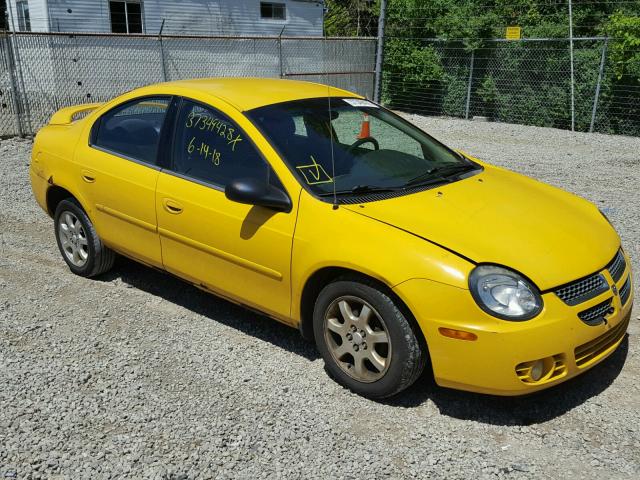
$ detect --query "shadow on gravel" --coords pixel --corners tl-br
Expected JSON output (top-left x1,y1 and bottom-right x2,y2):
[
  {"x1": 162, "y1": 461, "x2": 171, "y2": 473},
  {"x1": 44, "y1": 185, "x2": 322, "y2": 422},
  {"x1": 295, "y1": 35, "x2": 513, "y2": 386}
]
[
  {"x1": 99, "y1": 257, "x2": 320, "y2": 361},
  {"x1": 384, "y1": 336, "x2": 629, "y2": 425},
  {"x1": 99, "y1": 258, "x2": 629, "y2": 424}
]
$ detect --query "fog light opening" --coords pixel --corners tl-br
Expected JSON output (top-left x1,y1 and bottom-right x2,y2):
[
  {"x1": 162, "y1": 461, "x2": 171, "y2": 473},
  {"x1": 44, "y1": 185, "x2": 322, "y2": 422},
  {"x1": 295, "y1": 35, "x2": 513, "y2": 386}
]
[
  {"x1": 516, "y1": 356, "x2": 559, "y2": 384},
  {"x1": 530, "y1": 360, "x2": 544, "y2": 381}
]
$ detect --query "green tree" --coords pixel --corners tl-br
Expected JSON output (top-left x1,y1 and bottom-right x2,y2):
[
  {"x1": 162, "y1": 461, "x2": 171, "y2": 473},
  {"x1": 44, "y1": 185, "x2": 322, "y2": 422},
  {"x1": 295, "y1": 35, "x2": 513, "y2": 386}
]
[
  {"x1": 326, "y1": 1, "x2": 640, "y2": 135},
  {"x1": 324, "y1": 1, "x2": 379, "y2": 37}
]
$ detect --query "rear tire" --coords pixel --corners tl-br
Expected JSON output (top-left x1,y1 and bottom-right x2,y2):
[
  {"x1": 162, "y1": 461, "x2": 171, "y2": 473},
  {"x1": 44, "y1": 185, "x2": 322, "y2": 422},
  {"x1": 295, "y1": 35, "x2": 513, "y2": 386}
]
[
  {"x1": 54, "y1": 198, "x2": 115, "y2": 277},
  {"x1": 313, "y1": 278, "x2": 426, "y2": 399}
]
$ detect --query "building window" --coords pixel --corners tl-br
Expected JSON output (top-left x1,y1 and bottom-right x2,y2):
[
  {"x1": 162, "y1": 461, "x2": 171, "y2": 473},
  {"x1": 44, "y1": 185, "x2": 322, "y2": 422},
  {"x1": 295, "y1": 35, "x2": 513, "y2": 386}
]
[
  {"x1": 109, "y1": 1, "x2": 144, "y2": 34},
  {"x1": 16, "y1": 1, "x2": 31, "y2": 32},
  {"x1": 260, "y1": 2, "x2": 286, "y2": 20}
]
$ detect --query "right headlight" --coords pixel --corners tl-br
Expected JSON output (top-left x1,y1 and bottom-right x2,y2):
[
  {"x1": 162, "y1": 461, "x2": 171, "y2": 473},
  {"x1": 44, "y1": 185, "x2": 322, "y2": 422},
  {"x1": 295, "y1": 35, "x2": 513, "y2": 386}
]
[{"x1": 468, "y1": 265, "x2": 543, "y2": 321}]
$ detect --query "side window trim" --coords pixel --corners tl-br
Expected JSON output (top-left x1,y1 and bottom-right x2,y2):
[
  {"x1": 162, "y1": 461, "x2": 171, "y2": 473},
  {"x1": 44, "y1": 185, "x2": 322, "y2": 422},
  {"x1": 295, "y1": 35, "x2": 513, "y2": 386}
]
[
  {"x1": 89, "y1": 94, "x2": 174, "y2": 168},
  {"x1": 167, "y1": 96, "x2": 288, "y2": 196},
  {"x1": 157, "y1": 96, "x2": 181, "y2": 170}
]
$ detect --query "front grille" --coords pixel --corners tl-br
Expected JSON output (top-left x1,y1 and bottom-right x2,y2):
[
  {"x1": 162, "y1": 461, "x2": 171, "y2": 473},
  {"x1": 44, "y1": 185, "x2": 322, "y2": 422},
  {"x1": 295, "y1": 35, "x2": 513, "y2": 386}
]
[
  {"x1": 608, "y1": 250, "x2": 626, "y2": 283},
  {"x1": 555, "y1": 273, "x2": 609, "y2": 306},
  {"x1": 574, "y1": 314, "x2": 629, "y2": 368},
  {"x1": 577, "y1": 298, "x2": 613, "y2": 326},
  {"x1": 619, "y1": 276, "x2": 631, "y2": 306}
]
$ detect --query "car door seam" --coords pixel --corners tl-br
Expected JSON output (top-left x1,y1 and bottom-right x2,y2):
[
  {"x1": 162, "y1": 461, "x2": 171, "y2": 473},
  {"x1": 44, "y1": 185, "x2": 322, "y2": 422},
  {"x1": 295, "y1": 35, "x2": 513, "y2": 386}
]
[
  {"x1": 96, "y1": 204, "x2": 157, "y2": 233},
  {"x1": 157, "y1": 227, "x2": 283, "y2": 280}
]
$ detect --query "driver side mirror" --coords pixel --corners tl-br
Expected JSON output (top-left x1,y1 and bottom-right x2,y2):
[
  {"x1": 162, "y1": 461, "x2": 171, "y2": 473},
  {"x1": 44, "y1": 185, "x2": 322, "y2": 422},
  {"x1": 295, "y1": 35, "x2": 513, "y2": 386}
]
[{"x1": 225, "y1": 178, "x2": 292, "y2": 213}]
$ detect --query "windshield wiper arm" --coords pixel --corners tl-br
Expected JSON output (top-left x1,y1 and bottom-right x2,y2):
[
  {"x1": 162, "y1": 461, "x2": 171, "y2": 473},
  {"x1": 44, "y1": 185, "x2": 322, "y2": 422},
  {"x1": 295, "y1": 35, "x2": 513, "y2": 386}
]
[
  {"x1": 403, "y1": 163, "x2": 477, "y2": 188},
  {"x1": 317, "y1": 185, "x2": 401, "y2": 197}
]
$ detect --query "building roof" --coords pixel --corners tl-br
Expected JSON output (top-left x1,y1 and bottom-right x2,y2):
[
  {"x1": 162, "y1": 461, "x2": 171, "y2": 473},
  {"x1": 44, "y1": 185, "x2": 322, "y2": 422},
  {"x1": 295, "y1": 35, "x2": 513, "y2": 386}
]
[{"x1": 160, "y1": 77, "x2": 362, "y2": 111}]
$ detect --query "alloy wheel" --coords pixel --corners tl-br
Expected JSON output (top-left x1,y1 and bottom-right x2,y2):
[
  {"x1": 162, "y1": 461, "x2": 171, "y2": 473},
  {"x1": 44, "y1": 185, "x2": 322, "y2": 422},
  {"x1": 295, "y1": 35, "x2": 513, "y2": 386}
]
[
  {"x1": 323, "y1": 295, "x2": 392, "y2": 383},
  {"x1": 58, "y1": 211, "x2": 89, "y2": 267}
]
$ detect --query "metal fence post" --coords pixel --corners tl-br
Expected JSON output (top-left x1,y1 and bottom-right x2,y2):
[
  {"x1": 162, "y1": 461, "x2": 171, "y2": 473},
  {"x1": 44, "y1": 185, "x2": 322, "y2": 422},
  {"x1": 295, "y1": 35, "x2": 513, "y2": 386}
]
[
  {"x1": 278, "y1": 25, "x2": 286, "y2": 78},
  {"x1": 6, "y1": 5, "x2": 32, "y2": 136},
  {"x1": 373, "y1": 0, "x2": 387, "y2": 103},
  {"x1": 589, "y1": 38, "x2": 608, "y2": 133},
  {"x1": 2, "y1": 16, "x2": 23, "y2": 137},
  {"x1": 158, "y1": 19, "x2": 167, "y2": 82},
  {"x1": 568, "y1": 0, "x2": 575, "y2": 131},
  {"x1": 465, "y1": 49, "x2": 475, "y2": 120}
]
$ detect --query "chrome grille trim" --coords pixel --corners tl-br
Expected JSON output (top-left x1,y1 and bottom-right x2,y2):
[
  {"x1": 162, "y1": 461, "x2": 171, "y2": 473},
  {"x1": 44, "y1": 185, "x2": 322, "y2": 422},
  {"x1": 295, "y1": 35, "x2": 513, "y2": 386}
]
[
  {"x1": 554, "y1": 273, "x2": 609, "y2": 306},
  {"x1": 577, "y1": 298, "x2": 613, "y2": 326},
  {"x1": 619, "y1": 276, "x2": 631, "y2": 306},
  {"x1": 607, "y1": 250, "x2": 626, "y2": 283}
]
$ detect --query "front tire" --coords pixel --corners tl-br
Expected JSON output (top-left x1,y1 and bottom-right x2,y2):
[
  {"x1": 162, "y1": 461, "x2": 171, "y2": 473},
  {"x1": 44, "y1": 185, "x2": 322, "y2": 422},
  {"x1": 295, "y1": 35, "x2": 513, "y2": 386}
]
[
  {"x1": 313, "y1": 279, "x2": 426, "y2": 399},
  {"x1": 54, "y1": 198, "x2": 115, "y2": 277}
]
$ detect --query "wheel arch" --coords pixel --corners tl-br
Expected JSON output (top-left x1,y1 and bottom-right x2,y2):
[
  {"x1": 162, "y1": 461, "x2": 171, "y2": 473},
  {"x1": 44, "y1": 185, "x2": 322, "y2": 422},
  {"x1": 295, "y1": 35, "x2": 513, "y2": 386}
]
[
  {"x1": 298, "y1": 266, "x2": 428, "y2": 354},
  {"x1": 45, "y1": 183, "x2": 92, "y2": 219}
]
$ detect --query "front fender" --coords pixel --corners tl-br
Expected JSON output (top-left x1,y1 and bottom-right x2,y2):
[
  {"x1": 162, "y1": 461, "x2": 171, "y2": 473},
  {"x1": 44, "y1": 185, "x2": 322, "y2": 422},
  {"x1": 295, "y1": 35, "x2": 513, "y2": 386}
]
[{"x1": 290, "y1": 191, "x2": 474, "y2": 323}]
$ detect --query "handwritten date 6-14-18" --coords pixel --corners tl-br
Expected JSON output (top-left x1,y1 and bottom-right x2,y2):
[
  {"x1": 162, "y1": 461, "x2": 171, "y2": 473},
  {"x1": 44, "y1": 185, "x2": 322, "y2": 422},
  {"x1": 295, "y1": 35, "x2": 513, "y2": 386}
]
[{"x1": 188, "y1": 137, "x2": 221, "y2": 166}]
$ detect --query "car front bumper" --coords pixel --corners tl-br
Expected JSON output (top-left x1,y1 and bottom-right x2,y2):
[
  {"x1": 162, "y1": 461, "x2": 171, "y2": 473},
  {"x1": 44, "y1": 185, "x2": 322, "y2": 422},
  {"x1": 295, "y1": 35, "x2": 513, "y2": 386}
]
[{"x1": 393, "y1": 256, "x2": 633, "y2": 396}]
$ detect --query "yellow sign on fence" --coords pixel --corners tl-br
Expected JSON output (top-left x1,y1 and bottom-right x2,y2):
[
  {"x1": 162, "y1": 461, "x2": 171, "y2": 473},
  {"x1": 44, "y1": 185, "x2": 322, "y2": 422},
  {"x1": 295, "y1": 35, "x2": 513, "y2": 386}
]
[{"x1": 505, "y1": 26, "x2": 521, "y2": 40}]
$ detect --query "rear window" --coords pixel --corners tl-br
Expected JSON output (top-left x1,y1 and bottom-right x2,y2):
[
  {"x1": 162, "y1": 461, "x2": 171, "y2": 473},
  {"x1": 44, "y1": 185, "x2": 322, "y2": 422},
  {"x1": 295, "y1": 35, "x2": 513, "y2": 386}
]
[{"x1": 91, "y1": 97, "x2": 170, "y2": 165}]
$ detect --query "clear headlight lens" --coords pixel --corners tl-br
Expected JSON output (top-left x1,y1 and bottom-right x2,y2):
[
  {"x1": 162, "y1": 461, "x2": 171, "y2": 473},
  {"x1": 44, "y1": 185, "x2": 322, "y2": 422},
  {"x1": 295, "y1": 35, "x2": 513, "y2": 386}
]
[{"x1": 469, "y1": 265, "x2": 543, "y2": 320}]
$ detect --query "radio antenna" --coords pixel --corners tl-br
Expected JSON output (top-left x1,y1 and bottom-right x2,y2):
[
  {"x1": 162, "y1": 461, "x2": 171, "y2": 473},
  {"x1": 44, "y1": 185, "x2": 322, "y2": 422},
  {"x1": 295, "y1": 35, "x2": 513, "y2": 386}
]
[{"x1": 324, "y1": 39, "x2": 338, "y2": 209}]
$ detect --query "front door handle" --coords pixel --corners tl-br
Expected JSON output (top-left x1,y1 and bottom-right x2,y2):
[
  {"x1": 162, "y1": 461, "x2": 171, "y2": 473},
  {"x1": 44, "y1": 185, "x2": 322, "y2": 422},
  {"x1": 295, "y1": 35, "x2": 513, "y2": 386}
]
[
  {"x1": 163, "y1": 198, "x2": 183, "y2": 214},
  {"x1": 81, "y1": 169, "x2": 96, "y2": 183}
]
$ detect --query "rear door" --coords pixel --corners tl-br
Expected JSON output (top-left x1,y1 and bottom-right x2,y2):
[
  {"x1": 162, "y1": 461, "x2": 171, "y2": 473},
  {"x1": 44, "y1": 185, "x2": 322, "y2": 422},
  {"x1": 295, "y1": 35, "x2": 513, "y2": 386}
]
[
  {"x1": 155, "y1": 98, "x2": 298, "y2": 320},
  {"x1": 74, "y1": 96, "x2": 173, "y2": 267}
]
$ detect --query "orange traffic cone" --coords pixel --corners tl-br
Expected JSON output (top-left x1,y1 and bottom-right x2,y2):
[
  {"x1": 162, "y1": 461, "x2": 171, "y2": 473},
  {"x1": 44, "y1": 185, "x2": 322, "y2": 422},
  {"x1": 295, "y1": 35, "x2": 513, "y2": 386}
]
[{"x1": 357, "y1": 113, "x2": 370, "y2": 138}]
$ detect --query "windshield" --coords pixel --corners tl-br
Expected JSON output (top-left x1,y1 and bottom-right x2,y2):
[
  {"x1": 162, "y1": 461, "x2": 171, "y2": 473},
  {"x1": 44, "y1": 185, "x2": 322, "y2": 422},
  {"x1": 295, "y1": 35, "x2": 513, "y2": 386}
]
[{"x1": 247, "y1": 97, "x2": 479, "y2": 198}]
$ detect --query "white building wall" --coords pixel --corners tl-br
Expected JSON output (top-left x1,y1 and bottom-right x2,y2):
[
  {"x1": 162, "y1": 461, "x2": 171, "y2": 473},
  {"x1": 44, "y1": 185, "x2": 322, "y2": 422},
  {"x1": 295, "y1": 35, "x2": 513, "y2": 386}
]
[
  {"x1": 8, "y1": 0, "x2": 324, "y2": 36},
  {"x1": 7, "y1": 0, "x2": 50, "y2": 32}
]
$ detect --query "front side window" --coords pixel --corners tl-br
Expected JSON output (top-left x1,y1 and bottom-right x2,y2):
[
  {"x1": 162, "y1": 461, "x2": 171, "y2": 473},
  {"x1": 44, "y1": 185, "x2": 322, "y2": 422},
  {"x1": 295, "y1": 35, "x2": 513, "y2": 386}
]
[
  {"x1": 109, "y1": 1, "x2": 143, "y2": 34},
  {"x1": 248, "y1": 98, "x2": 480, "y2": 199},
  {"x1": 92, "y1": 96, "x2": 170, "y2": 164},
  {"x1": 171, "y1": 100, "x2": 272, "y2": 188},
  {"x1": 260, "y1": 2, "x2": 286, "y2": 20},
  {"x1": 16, "y1": 1, "x2": 31, "y2": 32}
]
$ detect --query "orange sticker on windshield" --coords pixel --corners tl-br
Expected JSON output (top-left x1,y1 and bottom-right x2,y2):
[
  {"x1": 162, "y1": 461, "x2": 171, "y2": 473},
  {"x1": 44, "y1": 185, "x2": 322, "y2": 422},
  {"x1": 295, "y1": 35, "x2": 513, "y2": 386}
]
[{"x1": 296, "y1": 156, "x2": 333, "y2": 185}]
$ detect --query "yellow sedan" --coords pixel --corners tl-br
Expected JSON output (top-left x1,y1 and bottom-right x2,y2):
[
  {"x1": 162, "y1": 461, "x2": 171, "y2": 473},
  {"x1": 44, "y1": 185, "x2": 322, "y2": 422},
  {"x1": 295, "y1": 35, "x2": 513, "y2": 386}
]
[{"x1": 30, "y1": 78, "x2": 633, "y2": 398}]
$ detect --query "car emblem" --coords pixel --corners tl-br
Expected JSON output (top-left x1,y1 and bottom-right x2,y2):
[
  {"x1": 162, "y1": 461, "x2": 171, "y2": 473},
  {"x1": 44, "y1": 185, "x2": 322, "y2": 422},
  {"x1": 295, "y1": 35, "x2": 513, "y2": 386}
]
[{"x1": 611, "y1": 285, "x2": 618, "y2": 296}]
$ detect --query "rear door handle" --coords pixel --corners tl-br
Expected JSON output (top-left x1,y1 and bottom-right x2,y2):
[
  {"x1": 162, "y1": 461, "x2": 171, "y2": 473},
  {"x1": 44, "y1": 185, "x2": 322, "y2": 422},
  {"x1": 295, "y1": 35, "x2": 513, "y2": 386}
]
[
  {"x1": 162, "y1": 198, "x2": 183, "y2": 214},
  {"x1": 81, "y1": 169, "x2": 96, "y2": 183}
]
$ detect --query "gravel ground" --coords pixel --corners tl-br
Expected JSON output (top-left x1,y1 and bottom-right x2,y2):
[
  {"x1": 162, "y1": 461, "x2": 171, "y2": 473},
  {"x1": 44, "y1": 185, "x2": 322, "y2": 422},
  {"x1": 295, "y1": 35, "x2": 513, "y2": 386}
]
[{"x1": 1, "y1": 117, "x2": 639, "y2": 480}]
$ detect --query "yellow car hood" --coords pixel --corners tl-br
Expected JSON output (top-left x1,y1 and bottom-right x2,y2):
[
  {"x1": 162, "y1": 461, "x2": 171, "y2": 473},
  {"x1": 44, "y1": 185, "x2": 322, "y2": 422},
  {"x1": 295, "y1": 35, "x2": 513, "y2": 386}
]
[{"x1": 345, "y1": 166, "x2": 620, "y2": 291}]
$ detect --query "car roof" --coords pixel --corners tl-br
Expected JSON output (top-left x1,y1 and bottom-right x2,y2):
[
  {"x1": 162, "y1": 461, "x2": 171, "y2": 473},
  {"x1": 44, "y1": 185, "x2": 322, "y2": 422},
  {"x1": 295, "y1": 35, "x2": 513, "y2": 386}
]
[{"x1": 156, "y1": 77, "x2": 363, "y2": 111}]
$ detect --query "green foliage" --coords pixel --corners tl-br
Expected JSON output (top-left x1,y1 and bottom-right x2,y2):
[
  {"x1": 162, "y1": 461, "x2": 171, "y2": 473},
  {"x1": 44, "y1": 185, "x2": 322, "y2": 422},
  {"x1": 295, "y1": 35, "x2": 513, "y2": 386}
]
[
  {"x1": 327, "y1": 1, "x2": 640, "y2": 135},
  {"x1": 441, "y1": 74, "x2": 467, "y2": 117},
  {"x1": 324, "y1": 1, "x2": 379, "y2": 37},
  {"x1": 603, "y1": 11, "x2": 640, "y2": 80}
]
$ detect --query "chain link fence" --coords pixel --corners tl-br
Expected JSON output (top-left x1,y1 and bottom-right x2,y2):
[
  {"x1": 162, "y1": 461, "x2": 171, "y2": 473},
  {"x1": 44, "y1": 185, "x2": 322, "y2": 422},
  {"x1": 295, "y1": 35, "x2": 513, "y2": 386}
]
[
  {"x1": 2, "y1": 31, "x2": 638, "y2": 138},
  {"x1": 382, "y1": 37, "x2": 640, "y2": 136},
  {"x1": 0, "y1": 32, "x2": 376, "y2": 137}
]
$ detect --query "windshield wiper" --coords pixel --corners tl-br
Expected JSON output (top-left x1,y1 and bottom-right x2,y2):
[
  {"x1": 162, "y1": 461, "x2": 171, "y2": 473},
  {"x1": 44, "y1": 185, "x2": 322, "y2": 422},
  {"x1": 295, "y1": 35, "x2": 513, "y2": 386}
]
[
  {"x1": 317, "y1": 184, "x2": 401, "y2": 197},
  {"x1": 403, "y1": 163, "x2": 477, "y2": 188}
]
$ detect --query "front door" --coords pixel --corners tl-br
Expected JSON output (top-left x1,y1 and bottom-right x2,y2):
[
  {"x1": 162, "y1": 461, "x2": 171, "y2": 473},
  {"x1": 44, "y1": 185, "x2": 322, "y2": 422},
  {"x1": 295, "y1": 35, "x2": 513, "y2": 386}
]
[{"x1": 156, "y1": 98, "x2": 298, "y2": 320}]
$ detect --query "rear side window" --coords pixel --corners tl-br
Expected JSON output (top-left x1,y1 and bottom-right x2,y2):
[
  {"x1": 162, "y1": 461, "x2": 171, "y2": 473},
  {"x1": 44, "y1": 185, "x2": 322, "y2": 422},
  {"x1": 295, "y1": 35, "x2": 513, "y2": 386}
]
[
  {"x1": 171, "y1": 99, "x2": 271, "y2": 188},
  {"x1": 92, "y1": 96, "x2": 170, "y2": 165}
]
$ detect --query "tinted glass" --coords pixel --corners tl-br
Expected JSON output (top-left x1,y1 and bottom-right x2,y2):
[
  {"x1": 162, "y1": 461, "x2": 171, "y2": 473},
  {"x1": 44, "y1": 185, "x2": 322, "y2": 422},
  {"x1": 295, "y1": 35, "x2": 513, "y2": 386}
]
[
  {"x1": 248, "y1": 98, "x2": 478, "y2": 196},
  {"x1": 93, "y1": 97, "x2": 170, "y2": 164},
  {"x1": 17, "y1": 1, "x2": 31, "y2": 32},
  {"x1": 172, "y1": 100, "x2": 271, "y2": 188},
  {"x1": 109, "y1": 1, "x2": 127, "y2": 33},
  {"x1": 126, "y1": 2, "x2": 143, "y2": 33},
  {"x1": 261, "y1": 2, "x2": 286, "y2": 20}
]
